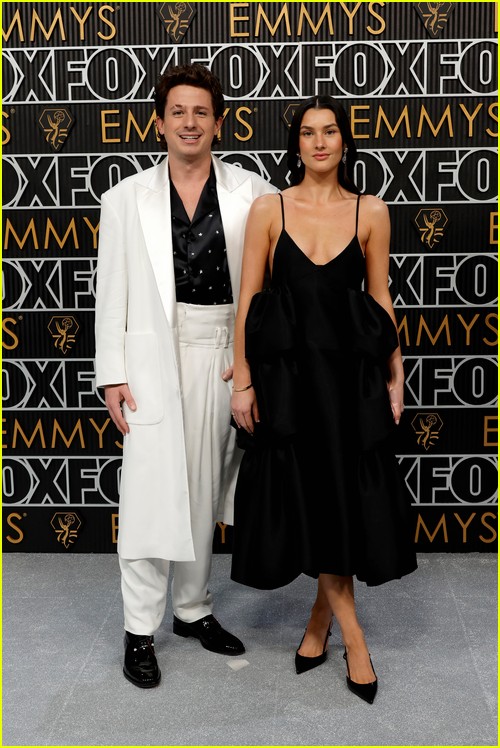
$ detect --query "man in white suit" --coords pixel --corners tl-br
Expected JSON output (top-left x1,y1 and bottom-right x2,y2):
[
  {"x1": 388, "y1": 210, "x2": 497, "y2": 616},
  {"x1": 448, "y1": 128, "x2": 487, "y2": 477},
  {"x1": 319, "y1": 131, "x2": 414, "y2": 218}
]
[{"x1": 95, "y1": 64, "x2": 277, "y2": 687}]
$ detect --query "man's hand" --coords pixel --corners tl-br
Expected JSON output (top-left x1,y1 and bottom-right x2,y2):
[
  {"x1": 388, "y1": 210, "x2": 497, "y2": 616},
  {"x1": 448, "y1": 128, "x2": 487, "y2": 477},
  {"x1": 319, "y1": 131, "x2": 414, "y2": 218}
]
[{"x1": 104, "y1": 383, "x2": 136, "y2": 435}]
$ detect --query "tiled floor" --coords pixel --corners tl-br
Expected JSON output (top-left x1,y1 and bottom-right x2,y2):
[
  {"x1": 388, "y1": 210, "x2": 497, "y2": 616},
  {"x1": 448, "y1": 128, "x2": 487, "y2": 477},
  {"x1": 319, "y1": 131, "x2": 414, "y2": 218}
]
[{"x1": 2, "y1": 552, "x2": 497, "y2": 747}]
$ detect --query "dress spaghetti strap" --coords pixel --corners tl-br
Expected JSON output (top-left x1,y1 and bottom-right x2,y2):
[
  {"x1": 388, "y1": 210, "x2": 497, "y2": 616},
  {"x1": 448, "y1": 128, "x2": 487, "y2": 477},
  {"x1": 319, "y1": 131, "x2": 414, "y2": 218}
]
[
  {"x1": 278, "y1": 193, "x2": 285, "y2": 231},
  {"x1": 355, "y1": 194, "x2": 361, "y2": 236}
]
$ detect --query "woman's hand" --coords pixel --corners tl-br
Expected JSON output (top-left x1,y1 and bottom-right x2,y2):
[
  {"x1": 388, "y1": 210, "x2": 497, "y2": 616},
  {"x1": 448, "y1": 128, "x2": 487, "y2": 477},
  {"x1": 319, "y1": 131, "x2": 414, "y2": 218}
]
[
  {"x1": 387, "y1": 380, "x2": 404, "y2": 426},
  {"x1": 231, "y1": 387, "x2": 260, "y2": 433}
]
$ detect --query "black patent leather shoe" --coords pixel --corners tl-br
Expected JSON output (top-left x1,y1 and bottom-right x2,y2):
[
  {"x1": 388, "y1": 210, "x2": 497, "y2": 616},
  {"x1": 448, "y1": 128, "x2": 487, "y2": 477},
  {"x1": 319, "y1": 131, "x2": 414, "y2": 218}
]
[
  {"x1": 295, "y1": 623, "x2": 332, "y2": 674},
  {"x1": 343, "y1": 647, "x2": 378, "y2": 704},
  {"x1": 123, "y1": 631, "x2": 161, "y2": 688},
  {"x1": 173, "y1": 614, "x2": 245, "y2": 655}
]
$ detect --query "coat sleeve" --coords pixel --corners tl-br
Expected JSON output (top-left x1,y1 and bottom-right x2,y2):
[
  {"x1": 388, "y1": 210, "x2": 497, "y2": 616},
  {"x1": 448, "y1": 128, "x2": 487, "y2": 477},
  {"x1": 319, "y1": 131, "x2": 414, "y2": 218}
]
[{"x1": 94, "y1": 190, "x2": 128, "y2": 388}]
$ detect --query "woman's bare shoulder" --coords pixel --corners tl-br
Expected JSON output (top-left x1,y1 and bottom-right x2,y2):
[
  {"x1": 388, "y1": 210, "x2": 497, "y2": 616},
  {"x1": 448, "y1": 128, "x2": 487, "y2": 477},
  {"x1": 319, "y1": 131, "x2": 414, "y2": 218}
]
[
  {"x1": 253, "y1": 192, "x2": 282, "y2": 208},
  {"x1": 249, "y1": 192, "x2": 283, "y2": 220},
  {"x1": 360, "y1": 193, "x2": 389, "y2": 219}
]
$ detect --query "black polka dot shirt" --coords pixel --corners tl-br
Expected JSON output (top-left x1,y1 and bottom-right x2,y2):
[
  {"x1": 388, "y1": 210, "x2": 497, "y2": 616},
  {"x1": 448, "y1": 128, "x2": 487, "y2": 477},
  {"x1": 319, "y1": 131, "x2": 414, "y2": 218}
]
[{"x1": 170, "y1": 165, "x2": 233, "y2": 305}]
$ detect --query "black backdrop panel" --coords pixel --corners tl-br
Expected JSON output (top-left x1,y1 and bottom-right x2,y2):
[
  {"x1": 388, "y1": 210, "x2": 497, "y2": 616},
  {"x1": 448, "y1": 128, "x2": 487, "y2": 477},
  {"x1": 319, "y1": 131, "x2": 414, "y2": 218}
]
[{"x1": 2, "y1": 2, "x2": 497, "y2": 553}]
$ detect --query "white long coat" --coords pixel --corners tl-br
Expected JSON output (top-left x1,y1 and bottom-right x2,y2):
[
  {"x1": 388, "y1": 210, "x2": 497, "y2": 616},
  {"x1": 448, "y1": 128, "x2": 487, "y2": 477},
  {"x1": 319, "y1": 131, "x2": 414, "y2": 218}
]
[{"x1": 95, "y1": 156, "x2": 277, "y2": 561}]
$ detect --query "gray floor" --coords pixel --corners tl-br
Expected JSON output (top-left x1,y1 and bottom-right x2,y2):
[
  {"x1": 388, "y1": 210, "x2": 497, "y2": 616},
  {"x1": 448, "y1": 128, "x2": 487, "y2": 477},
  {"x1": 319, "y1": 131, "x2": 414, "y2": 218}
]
[{"x1": 2, "y1": 553, "x2": 497, "y2": 747}]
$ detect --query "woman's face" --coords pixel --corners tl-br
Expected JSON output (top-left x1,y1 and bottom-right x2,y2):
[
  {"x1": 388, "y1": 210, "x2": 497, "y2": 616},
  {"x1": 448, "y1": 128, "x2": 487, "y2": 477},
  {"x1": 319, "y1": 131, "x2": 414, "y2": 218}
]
[{"x1": 297, "y1": 107, "x2": 344, "y2": 175}]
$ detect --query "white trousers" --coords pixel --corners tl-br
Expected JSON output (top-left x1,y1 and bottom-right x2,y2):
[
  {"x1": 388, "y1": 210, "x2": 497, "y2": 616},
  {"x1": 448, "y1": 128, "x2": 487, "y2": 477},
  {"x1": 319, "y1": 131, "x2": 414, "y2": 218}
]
[{"x1": 120, "y1": 303, "x2": 237, "y2": 635}]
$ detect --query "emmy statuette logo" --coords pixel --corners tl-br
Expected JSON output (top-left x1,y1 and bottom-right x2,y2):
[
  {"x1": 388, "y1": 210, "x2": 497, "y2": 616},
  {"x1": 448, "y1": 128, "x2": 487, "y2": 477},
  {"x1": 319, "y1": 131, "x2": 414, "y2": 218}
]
[
  {"x1": 51, "y1": 512, "x2": 82, "y2": 549},
  {"x1": 412, "y1": 413, "x2": 444, "y2": 450},
  {"x1": 158, "y1": 3, "x2": 196, "y2": 42},
  {"x1": 282, "y1": 104, "x2": 300, "y2": 129},
  {"x1": 48, "y1": 316, "x2": 80, "y2": 354},
  {"x1": 414, "y1": 208, "x2": 449, "y2": 249},
  {"x1": 38, "y1": 108, "x2": 74, "y2": 151},
  {"x1": 415, "y1": 3, "x2": 454, "y2": 38}
]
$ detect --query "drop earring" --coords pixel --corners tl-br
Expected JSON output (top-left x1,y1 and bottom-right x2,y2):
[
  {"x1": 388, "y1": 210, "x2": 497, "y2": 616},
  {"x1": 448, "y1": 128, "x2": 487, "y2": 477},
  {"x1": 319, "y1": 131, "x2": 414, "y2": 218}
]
[
  {"x1": 342, "y1": 147, "x2": 348, "y2": 164},
  {"x1": 297, "y1": 154, "x2": 302, "y2": 168}
]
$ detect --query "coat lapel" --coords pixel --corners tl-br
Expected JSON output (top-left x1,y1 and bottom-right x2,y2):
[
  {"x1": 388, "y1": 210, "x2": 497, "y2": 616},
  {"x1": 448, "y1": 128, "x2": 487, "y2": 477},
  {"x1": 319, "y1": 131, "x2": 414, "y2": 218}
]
[
  {"x1": 136, "y1": 158, "x2": 178, "y2": 328},
  {"x1": 213, "y1": 157, "x2": 253, "y2": 305}
]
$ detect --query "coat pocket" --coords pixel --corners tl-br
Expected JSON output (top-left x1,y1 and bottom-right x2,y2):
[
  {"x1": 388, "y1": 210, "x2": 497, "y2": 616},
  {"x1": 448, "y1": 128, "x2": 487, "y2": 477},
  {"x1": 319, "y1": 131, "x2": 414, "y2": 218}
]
[{"x1": 124, "y1": 332, "x2": 164, "y2": 424}]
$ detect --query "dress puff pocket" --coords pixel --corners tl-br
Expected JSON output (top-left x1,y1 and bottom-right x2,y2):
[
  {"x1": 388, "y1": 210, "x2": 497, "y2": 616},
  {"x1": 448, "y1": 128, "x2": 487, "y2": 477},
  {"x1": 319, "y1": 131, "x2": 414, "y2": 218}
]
[
  {"x1": 236, "y1": 285, "x2": 299, "y2": 447},
  {"x1": 245, "y1": 285, "x2": 297, "y2": 361}
]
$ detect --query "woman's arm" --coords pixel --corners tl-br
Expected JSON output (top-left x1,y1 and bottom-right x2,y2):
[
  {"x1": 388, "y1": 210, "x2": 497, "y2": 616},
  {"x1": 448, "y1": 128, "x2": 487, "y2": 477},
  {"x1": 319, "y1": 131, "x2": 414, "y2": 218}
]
[
  {"x1": 363, "y1": 196, "x2": 405, "y2": 425},
  {"x1": 231, "y1": 194, "x2": 278, "y2": 432}
]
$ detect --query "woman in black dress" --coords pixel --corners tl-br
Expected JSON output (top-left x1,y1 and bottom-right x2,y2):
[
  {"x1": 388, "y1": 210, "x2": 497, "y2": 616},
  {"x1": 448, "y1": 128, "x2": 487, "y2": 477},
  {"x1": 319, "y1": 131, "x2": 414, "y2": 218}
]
[{"x1": 230, "y1": 96, "x2": 417, "y2": 704}]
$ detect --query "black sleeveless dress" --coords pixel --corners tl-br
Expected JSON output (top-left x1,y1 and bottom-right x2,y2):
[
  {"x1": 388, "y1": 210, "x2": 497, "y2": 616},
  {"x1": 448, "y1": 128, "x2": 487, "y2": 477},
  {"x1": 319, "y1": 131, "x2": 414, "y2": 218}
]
[{"x1": 231, "y1": 194, "x2": 418, "y2": 589}]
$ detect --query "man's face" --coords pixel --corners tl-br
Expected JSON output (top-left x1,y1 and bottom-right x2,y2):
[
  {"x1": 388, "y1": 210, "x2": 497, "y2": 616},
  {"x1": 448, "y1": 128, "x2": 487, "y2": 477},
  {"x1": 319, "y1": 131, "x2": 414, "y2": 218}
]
[{"x1": 156, "y1": 85, "x2": 222, "y2": 163}]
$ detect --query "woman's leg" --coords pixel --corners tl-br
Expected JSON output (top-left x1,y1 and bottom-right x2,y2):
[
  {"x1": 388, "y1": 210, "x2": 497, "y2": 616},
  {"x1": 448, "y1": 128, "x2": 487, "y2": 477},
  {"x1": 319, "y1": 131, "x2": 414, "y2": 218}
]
[
  {"x1": 297, "y1": 579, "x2": 333, "y2": 657},
  {"x1": 320, "y1": 573, "x2": 376, "y2": 684}
]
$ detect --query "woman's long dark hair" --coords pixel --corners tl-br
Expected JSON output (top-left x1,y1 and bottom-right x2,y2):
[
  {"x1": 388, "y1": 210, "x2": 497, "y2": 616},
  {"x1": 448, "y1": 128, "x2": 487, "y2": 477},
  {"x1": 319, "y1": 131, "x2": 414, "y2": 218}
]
[{"x1": 286, "y1": 96, "x2": 360, "y2": 193}]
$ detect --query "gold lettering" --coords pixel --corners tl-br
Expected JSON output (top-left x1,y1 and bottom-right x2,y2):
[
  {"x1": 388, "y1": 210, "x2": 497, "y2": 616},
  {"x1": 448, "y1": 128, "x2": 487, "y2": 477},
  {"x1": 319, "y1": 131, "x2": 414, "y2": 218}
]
[
  {"x1": 3, "y1": 218, "x2": 39, "y2": 250},
  {"x1": 51, "y1": 419, "x2": 85, "y2": 449},
  {"x1": 453, "y1": 512, "x2": 476, "y2": 543},
  {"x1": 2, "y1": 111, "x2": 11, "y2": 145},
  {"x1": 486, "y1": 102, "x2": 498, "y2": 137},
  {"x1": 483, "y1": 416, "x2": 498, "y2": 447},
  {"x1": 367, "y1": 2, "x2": 386, "y2": 34},
  {"x1": 125, "y1": 110, "x2": 157, "y2": 143},
  {"x1": 89, "y1": 418, "x2": 111, "y2": 449},
  {"x1": 234, "y1": 106, "x2": 253, "y2": 141},
  {"x1": 397, "y1": 313, "x2": 498, "y2": 348},
  {"x1": 416, "y1": 315, "x2": 451, "y2": 347},
  {"x1": 484, "y1": 313, "x2": 498, "y2": 346},
  {"x1": 2, "y1": 318, "x2": 19, "y2": 351},
  {"x1": 339, "y1": 1, "x2": 362, "y2": 34},
  {"x1": 417, "y1": 105, "x2": 453, "y2": 138},
  {"x1": 98, "y1": 5, "x2": 117, "y2": 41},
  {"x1": 69, "y1": 5, "x2": 93, "y2": 40},
  {"x1": 479, "y1": 512, "x2": 497, "y2": 543},
  {"x1": 2, "y1": 9, "x2": 24, "y2": 42},
  {"x1": 101, "y1": 109, "x2": 121, "y2": 144},
  {"x1": 458, "y1": 102, "x2": 483, "y2": 137},
  {"x1": 350, "y1": 105, "x2": 370, "y2": 139},
  {"x1": 230, "y1": 2, "x2": 250, "y2": 37},
  {"x1": 456, "y1": 313, "x2": 480, "y2": 346},
  {"x1": 12, "y1": 419, "x2": 46, "y2": 449},
  {"x1": 111, "y1": 513, "x2": 119, "y2": 544},
  {"x1": 83, "y1": 217, "x2": 100, "y2": 250},
  {"x1": 297, "y1": 3, "x2": 334, "y2": 36},
  {"x1": 255, "y1": 3, "x2": 291, "y2": 36},
  {"x1": 30, "y1": 8, "x2": 65, "y2": 41},
  {"x1": 2, "y1": 418, "x2": 6, "y2": 449},
  {"x1": 415, "y1": 513, "x2": 448, "y2": 543},
  {"x1": 44, "y1": 217, "x2": 79, "y2": 249},
  {"x1": 375, "y1": 105, "x2": 411, "y2": 138},
  {"x1": 6, "y1": 513, "x2": 24, "y2": 544},
  {"x1": 396, "y1": 315, "x2": 410, "y2": 347},
  {"x1": 490, "y1": 211, "x2": 498, "y2": 245},
  {"x1": 216, "y1": 522, "x2": 227, "y2": 543},
  {"x1": 4, "y1": 216, "x2": 101, "y2": 252}
]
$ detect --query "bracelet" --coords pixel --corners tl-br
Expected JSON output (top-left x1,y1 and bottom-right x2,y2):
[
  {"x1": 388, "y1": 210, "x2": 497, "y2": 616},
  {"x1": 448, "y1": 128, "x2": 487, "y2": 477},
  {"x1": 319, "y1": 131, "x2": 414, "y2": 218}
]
[{"x1": 232, "y1": 383, "x2": 253, "y2": 392}]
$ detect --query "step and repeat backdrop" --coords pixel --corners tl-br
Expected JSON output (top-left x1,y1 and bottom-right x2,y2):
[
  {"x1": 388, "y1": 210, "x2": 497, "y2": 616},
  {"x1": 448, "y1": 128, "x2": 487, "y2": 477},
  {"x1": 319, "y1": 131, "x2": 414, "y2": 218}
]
[{"x1": 2, "y1": 2, "x2": 498, "y2": 553}]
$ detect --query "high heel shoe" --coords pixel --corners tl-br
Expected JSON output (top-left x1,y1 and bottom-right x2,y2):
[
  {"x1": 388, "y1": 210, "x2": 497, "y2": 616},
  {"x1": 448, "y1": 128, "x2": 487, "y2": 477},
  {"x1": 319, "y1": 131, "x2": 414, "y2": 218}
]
[
  {"x1": 343, "y1": 647, "x2": 378, "y2": 704},
  {"x1": 295, "y1": 624, "x2": 332, "y2": 674}
]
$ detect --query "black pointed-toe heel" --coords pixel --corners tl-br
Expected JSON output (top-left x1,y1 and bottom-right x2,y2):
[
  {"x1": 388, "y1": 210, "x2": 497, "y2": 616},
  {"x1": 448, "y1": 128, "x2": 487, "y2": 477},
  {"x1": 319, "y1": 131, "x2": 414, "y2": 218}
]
[
  {"x1": 295, "y1": 624, "x2": 332, "y2": 675},
  {"x1": 343, "y1": 647, "x2": 378, "y2": 704}
]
